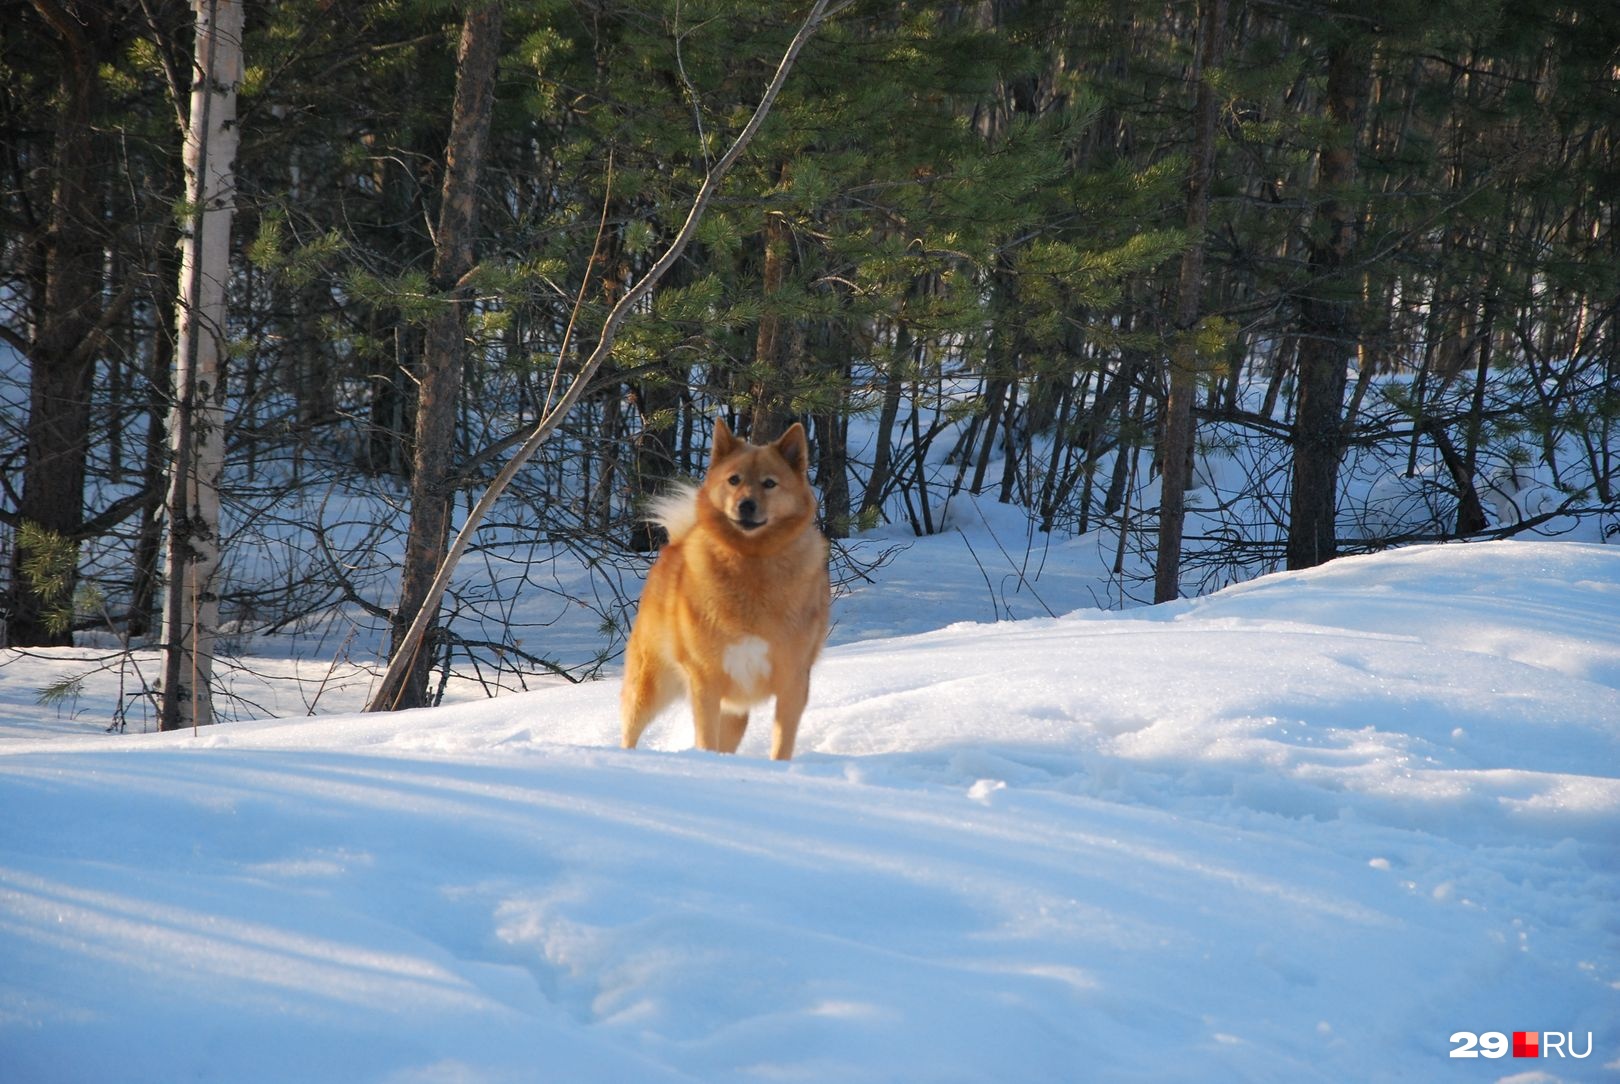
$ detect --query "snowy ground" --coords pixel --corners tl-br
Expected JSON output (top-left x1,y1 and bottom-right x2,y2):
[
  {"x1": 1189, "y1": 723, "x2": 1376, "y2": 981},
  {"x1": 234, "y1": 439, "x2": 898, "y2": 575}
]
[{"x1": 2, "y1": 536, "x2": 1618, "y2": 1082}]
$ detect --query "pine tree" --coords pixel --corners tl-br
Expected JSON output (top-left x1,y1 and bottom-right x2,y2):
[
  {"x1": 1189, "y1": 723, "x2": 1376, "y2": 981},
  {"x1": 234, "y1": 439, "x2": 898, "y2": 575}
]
[
  {"x1": 1156, "y1": 0, "x2": 1230, "y2": 602},
  {"x1": 1286, "y1": 16, "x2": 1370, "y2": 571},
  {"x1": 385, "y1": 2, "x2": 503, "y2": 712},
  {"x1": 4, "y1": 4, "x2": 129, "y2": 647}
]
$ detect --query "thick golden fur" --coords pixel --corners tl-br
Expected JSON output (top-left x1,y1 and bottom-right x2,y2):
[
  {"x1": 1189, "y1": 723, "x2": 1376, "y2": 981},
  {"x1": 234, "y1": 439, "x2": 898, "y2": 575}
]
[{"x1": 621, "y1": 420, "x2": 831, "y2": 760}]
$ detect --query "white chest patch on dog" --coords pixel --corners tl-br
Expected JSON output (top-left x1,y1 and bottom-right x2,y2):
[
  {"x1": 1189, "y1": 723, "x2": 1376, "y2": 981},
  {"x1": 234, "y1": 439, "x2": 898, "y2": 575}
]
[{"x1": 723, "y1": 636, "x2": 772, "y2": 689}]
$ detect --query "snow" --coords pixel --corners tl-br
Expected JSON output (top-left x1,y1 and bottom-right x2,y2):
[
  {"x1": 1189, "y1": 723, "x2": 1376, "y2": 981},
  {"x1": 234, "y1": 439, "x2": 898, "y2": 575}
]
[{"x1": 3, "y1": 536, "x2": 1619, "y2": 1082}]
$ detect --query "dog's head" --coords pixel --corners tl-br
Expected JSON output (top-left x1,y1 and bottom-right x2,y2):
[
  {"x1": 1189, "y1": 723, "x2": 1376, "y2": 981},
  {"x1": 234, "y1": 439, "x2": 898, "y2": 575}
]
[{"x1": 701, "y1": 419, "x2": 816, "y2": 542}]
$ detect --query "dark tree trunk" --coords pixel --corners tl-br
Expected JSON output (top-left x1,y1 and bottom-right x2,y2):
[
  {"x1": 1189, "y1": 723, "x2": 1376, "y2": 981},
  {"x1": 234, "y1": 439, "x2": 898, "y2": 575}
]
[
  {"x1": 1457, "y1": 291, "x2": 1499, "y2": 535},
  {"x1": 388, "y1": 2, "x2": 502, "y2": 711},
  {"x1": 629, "y1": 367, "x2": 681, "y2": 550},
  {"x1": 7, "y1": 3, "x2": 109, "y2": 647},
  {"x1": 749, "y1": 181, "x2": 797, "y2": 441},
  {"x1": 1154, "y1": 0, "x2": 1227, "y2": 603},
  {"x1": 1422, "y1": 419, "x2": 1489, "y2": 537},
  {"x1": 859, "y1": 323, "x2": 908, "y2": 523},
  {"x1": 815, "y1": 323, "x2": 852, "y2": 538},
  {"x1": 970, "y1": 376, "x2": 1011, "y2": 496},
  {"x1": 128, "y1": 279, "x2": 177, "y2": 641},
  {"x1": 368, "y1": 321, "x2": 419, "y2": 478},
  {"x1": 1286, "y1": 37, "x2": 1368, "y2": 571}
]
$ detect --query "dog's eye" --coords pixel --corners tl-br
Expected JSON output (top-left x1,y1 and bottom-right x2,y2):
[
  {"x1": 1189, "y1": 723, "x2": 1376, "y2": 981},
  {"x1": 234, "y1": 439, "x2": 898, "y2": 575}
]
[
  {"x1": 762, "y1": 478, "x2": 778, "y2": 489},
  {"x1": 727, "y1": 474, "x2": 741, "y2": 486}
]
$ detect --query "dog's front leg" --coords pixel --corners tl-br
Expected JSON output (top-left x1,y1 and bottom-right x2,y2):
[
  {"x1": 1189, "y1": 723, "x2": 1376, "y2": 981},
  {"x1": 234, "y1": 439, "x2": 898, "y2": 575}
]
[
  {"x1": 717, "y1": 708, "x2": 750, "y2": 753},
  {"x1": 687, "y1": 678, "x2": 723, "y2": 752},
  {"x1": 769, "y1": 672, "x2": 810, "y2": 761}
]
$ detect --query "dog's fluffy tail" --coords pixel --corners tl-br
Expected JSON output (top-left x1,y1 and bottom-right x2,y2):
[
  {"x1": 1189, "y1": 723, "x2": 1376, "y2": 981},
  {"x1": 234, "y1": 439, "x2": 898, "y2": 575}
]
[{"x1": 644, "y1": 481, "x2": 701, "y2": 544}]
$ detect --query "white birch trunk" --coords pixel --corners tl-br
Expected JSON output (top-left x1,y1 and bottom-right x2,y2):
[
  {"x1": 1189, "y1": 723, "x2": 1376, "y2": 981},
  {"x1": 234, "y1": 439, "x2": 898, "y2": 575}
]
[{"x1": 162, "y1": 0, "x2": 241, "y2": 730}]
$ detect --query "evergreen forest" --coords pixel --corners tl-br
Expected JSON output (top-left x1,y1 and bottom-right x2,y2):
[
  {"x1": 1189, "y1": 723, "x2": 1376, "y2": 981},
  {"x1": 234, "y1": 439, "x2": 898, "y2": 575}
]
[{"x1": 3, "y1": 0, "x2": 1617, "y2": 721}]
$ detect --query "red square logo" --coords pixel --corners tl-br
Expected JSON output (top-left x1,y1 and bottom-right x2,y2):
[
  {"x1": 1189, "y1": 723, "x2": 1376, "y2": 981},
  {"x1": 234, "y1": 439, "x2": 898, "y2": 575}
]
[{"x1": 1513, "y1": 1031, "x2": 1539, "y2": 1058}]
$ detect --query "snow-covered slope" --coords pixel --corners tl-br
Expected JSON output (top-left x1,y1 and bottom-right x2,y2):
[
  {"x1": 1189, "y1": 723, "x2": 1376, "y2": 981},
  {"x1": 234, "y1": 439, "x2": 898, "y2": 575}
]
[{"x1": 2, "y1": 541, "x2": 1617, "y2": 1082}]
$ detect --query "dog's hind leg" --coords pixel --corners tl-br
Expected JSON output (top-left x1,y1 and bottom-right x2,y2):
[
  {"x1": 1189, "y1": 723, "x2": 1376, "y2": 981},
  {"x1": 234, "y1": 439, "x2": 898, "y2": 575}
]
[
  {"x1": 717, "y1": 708, "x2": 749, "y2": 753},
  {"x1": 621, "y1": 652, "x2": 680, "y2": 750}
]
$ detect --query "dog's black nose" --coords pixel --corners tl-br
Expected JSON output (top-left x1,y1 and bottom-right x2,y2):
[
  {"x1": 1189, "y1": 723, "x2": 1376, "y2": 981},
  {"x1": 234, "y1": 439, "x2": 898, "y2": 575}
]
[{"x1": 738, "y1": 498, "x2": 757, "y2": 519}]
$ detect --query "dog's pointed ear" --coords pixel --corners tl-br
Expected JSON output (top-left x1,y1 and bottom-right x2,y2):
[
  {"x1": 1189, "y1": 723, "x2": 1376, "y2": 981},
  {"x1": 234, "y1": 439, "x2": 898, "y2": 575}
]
[
  {"x1": 711, "y1": 417, "x2": 740, "y2": 462},
  {"x1": 774, "y1": 422, "x2": 809, "y2": 474}
]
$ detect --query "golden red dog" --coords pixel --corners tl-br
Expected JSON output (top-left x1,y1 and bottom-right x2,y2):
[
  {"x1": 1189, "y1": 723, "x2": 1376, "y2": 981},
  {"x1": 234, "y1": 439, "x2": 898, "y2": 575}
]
[{"x1": 621, "y1": 420, "x2": 830, "y2": 759}]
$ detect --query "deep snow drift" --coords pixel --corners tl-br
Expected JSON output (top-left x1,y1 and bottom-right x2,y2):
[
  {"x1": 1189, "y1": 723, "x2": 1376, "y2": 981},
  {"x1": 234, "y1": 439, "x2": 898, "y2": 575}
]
[{"x1": 2, "y1": 540, "x2": 1618, "y2": 1082}]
